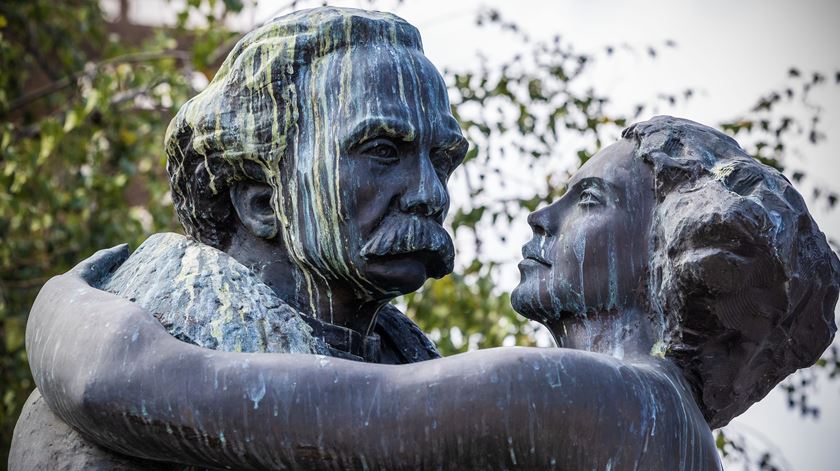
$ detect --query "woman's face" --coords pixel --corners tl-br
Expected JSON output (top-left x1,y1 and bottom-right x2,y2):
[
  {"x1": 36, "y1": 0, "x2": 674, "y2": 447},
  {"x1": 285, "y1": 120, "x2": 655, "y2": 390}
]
[{"x1": 511, "y1": 139, "x2": 655, "y2": 324}]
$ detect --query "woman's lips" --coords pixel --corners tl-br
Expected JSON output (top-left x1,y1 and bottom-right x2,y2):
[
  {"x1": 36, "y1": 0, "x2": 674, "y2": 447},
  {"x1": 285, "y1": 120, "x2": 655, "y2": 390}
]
[{"x1": 521, "y1": 243, "x2": 552, "y2": 267}]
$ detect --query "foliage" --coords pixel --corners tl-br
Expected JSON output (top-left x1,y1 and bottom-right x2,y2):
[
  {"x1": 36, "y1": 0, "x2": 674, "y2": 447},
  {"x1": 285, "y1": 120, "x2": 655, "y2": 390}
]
[
  {"x1": 404, "y1": 262, "x2": 536, "y2": 353},
  {"x1": 0, "y1": 1, "x2": 837, "y2": 469},
  {"x1": 0, "y1": 0, "x2": 242, "y2": 464},
  {"x1": 716, "y1": 429, "x2": 789, "y2": 471}
]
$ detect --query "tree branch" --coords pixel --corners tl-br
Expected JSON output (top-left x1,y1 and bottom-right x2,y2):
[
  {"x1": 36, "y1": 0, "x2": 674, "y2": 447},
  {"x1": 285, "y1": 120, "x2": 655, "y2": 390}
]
[{"x1": 5, "y1": 50, "x2": 191, "y2": 116}]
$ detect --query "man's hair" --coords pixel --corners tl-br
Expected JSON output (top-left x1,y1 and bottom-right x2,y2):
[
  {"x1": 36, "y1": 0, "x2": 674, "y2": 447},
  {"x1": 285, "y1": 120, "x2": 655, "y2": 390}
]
[
  {"x1": 164, "y1": 7, "x2": 423, "y2": 249},
  {"x1": 624, "y1": 116, "x2": 839, "y2": 428}
]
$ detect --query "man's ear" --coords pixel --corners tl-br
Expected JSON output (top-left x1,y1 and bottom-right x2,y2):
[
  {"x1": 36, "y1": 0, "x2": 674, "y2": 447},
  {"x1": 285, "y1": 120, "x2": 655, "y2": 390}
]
[{"x1": 230, "y1": 181, "x2": 278, "y2": 239}]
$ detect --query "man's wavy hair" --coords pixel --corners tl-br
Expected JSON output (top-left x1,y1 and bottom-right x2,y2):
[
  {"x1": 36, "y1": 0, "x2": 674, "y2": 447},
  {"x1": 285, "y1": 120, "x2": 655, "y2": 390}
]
[
  {"x1": 164, "y1": 7, "x2": 422, "y2": 250},
  {"x1": 625, "y1": 116, "x2": 839, "y2": 428}
]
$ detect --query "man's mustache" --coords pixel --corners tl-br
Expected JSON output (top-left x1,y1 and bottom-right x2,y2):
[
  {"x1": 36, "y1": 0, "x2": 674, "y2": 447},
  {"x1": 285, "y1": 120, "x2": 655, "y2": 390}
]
[{"x1": 360, "y1": 215, "x2": 455, "y2": 276}]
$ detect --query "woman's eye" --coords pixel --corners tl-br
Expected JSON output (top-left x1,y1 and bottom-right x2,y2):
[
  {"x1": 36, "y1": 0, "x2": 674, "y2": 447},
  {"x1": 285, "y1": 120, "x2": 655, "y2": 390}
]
[
  {"x1": 579, "y1": 188, "x2": 603, "y2": 207},
  {"x1": 358, "y1": 138, "x2": 399, "y2": 162}
]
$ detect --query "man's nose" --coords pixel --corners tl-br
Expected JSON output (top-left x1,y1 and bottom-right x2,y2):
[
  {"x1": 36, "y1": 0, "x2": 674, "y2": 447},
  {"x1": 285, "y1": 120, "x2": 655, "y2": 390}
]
[{"x1": 399, "y1": 154, "x2": 448, "y2": 217}]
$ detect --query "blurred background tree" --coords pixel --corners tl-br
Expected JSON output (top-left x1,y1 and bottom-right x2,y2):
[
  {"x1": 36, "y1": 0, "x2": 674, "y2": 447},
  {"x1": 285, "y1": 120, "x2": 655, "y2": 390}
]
[
  {"x1": 0, "y1": 0, "x2": 240, "y2": 464},
  {"x1": 1, "y1": 0, "x2": 837, "y2": 468}
]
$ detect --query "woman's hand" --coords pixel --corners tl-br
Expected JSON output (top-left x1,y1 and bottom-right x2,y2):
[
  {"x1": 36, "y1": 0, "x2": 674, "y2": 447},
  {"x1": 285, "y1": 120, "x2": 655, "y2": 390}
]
[{"x1": 68, "y1": 244, "x2": 130, "y2": 285}]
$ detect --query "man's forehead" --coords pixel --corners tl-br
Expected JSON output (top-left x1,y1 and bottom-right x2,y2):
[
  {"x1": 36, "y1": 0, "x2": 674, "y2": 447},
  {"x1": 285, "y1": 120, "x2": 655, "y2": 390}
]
[
  {"x1": 316, "y1": 48, "x2": 442, "y2": 102},
  {"x1": 322, "y1": 47, "x2": 457, "y2": 139}
]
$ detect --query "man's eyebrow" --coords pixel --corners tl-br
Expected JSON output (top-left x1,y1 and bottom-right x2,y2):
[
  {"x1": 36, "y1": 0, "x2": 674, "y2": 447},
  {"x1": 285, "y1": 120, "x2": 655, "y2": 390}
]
[
  {"x1": 433, "y1": 115, "x2": 468, "y2": 148},
  {"x1": 343, "y1": 117, "x2": 417, "y2": 146}
]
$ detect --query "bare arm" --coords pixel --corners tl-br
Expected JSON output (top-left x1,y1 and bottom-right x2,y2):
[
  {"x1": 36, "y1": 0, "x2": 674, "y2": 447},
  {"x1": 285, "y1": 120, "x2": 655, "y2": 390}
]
[{"x1": 27, "y1": 247, "x2": 720, "y2": 470}]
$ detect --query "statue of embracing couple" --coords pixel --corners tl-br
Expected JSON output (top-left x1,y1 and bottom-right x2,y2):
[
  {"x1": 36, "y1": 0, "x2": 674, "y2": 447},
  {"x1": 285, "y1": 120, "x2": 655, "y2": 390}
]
[{"x1": 11, "y1": 7, "x2": 839, "y2": 471}]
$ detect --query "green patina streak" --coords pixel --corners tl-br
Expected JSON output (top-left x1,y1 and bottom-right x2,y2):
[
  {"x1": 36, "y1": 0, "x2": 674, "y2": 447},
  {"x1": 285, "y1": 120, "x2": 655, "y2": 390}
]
[
  {"x1": 711, "y1": 162, "x2": 736, "y2": 181},
  {"x1": 173, "y1": 242, "x2": 199, "y2": 309}
]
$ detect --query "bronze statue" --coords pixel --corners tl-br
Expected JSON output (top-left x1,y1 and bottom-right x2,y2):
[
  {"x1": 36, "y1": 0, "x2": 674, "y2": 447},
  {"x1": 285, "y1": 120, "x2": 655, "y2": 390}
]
[{"x1": 10, "y1": 5, "x2": 839, "y2": 470}]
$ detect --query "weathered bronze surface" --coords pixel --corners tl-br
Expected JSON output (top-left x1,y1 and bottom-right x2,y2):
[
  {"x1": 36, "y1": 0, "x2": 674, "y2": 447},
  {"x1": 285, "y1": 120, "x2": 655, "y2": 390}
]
[{"x1": 10, "y1": 6, "x2": 839, "y2": 471}]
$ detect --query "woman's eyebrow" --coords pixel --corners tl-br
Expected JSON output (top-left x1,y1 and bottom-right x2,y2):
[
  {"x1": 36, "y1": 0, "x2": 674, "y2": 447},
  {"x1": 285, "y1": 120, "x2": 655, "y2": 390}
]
[
  {"x1": 574, "y1": 176, "x2": 603, "y2": 188},
  {"x1": 573, "y1": 177, "x2": 618, "y2": 195}
]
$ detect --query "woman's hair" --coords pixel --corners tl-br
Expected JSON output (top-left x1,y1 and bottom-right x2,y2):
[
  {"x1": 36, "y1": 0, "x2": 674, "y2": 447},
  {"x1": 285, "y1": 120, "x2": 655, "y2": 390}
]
[
  {"x1": 624, "y1": 116, "x2": 839, "y2": 428},
  {"x1": 164, "y1": 7, "x2": 423, "y2": 249}
]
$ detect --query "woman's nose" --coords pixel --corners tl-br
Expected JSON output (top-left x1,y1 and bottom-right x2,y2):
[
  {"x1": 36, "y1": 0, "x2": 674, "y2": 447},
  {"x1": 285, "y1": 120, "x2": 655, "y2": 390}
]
[{"x1": 527, "y1": 204, "x2": 553, "y2": 236}]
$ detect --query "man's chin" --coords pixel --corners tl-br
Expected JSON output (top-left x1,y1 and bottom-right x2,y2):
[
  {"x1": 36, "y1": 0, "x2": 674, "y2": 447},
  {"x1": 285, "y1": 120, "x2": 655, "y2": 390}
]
[{"x1": 362, "y1": 251, "x2": 452, "y2": 294}]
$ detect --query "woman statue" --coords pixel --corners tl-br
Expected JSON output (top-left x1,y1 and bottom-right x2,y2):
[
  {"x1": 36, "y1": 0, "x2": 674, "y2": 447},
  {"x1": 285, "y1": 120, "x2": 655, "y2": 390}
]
[
  {"x1": 14, "y1": 116, "x2": 838, "y2": 470},
  {"x1": 511, "y1": 116, "x2": 838, "y2": 429}
]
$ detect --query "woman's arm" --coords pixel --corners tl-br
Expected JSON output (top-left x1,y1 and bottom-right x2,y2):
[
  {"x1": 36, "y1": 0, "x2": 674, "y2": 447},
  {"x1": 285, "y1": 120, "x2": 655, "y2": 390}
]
[{"x1": 27, "y1": 247, "x2": 719, "y2": 470}]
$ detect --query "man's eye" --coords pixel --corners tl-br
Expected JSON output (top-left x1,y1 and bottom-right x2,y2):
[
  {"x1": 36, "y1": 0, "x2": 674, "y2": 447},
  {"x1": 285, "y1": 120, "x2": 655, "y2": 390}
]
[
  {"x1": 579, "y1": 188, "x2": 603, "y2": 207},
  {"x1": 358, "y1": 138, "x2": 399, "y2": 162}
]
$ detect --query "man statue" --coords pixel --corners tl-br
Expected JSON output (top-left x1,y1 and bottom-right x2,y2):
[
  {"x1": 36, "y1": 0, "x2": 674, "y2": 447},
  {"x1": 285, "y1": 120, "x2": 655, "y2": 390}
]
[
  {"x1": 12, "y1": 6, "x2": 466, "y2": 468},
  {"x1": 153, "y1": 4, "x2": 466, "y2": 361}
]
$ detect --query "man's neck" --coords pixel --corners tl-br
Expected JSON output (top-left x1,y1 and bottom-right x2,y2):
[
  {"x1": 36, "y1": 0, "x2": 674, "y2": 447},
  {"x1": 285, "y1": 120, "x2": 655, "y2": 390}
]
[
  {"x1": 545, "y1": 307, "x2": 655, "y2": 360},
  {"x1": 225, "y1": 234, "x2": 385, "y2": 336}
]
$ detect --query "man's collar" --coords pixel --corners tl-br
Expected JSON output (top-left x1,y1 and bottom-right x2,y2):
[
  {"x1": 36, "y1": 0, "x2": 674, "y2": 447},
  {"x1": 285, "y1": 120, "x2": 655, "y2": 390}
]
[{"x1": 300, "y1": 314, "x2": 381, "y2": 363}]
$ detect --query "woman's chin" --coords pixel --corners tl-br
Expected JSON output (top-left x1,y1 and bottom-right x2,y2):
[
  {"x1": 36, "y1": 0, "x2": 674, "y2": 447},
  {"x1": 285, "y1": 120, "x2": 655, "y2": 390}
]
[
  {"x1": 511, "y1": 284, "x2": 545, "y2": 321},
  {"x1": 511, "y1": 282, "x2": 583, "y2": 326}
]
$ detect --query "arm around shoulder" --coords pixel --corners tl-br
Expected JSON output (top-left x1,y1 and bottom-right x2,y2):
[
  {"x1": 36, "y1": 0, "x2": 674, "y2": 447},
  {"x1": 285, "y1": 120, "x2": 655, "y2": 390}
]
[{"x1": 26, "y1": 263, "x2": 719, "y2": 470}]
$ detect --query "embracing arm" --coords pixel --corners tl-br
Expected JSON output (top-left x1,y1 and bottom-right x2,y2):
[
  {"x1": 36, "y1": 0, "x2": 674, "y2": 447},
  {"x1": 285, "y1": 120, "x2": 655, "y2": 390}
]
[{"x1": 27, "y1": 247, "x2": 719, "y2": 470}]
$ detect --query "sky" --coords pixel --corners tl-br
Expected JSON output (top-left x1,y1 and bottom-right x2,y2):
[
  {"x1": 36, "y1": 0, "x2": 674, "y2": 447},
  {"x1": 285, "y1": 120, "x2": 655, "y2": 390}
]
[{"x1": 114, "y1": 0, "x2": 840, "y2": 468}]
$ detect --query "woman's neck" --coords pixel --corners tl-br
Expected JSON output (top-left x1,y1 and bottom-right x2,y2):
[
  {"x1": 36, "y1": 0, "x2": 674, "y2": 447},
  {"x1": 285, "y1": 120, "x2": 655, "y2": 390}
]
[{"x1": 546, "y1": 307, "x2": 656, "y2": 359}]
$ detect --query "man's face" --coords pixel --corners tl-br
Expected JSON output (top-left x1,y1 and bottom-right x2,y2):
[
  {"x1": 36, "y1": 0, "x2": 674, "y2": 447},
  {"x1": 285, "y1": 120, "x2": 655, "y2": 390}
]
[{"x1": 291, "y1": 45, "x2": 467, "y2": 298}]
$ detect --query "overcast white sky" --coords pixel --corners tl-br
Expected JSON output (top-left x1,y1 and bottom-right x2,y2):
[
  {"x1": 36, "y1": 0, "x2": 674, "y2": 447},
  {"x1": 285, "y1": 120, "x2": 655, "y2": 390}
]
[{"x1": 117, "y1": 0, "x2": 840, "y2": 468}]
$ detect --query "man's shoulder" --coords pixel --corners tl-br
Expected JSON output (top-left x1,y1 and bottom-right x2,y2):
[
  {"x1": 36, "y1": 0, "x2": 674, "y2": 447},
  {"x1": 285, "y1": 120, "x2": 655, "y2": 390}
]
[{"x1": 96, "y1": 232, "x2": 323, "y2": 355}]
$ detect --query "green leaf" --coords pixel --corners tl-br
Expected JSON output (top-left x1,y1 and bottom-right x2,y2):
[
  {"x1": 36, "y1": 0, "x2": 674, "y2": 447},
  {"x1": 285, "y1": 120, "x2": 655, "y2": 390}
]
[
  {"x1": 63, "y1": 109, "x2": 80, "y2": 132},
  {"x1": 38, "y1": 133, "x2": 56, "y2": 164}
]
